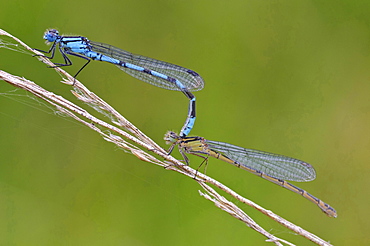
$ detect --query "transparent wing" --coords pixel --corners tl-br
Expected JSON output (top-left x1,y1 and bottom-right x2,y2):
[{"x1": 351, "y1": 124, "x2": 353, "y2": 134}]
[
  {"x1": 206, "y1": 140, "x2": 316, "y2": 182},
  {"x1": 90, "y1": 41, "x2": 204, "y2": 91}
]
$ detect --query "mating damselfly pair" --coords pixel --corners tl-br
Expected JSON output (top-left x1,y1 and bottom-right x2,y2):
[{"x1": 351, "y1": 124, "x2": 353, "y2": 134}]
[{"x1": 36, "y1": 29, "x2": 336, "y2": 217}]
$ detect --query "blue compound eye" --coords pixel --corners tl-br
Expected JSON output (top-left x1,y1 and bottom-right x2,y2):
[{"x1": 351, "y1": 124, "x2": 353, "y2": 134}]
[{"x1": 44, "y1": 29, "x2": 59, "y2": 42}]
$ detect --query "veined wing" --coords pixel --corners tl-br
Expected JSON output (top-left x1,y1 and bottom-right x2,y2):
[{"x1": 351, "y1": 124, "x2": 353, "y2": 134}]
[
  {"x1": 205, "y1": 140, "x2": 316, "y2": 182},
  {"x1": 90, "y1": 41, "x2": 204, "y2": 91}
]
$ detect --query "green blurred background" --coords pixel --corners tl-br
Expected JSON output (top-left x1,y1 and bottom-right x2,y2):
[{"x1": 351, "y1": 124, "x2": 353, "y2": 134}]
[{"x1": 0, "y1": 0, "x2": 369, "y2": 245}]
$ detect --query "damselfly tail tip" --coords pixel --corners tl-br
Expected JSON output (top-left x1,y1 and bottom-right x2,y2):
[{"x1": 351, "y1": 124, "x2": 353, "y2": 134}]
[{"x1": 320, "y1": 203, "x2": 337, "y2": 218}]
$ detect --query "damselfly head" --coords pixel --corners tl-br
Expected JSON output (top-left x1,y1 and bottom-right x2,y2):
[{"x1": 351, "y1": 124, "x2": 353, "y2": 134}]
[
  {"x1": 43, "y1": 29, "x2": 59, "y2": 43},
  {"x1": 164, "y1": 131, "x2": 180, "y2": 145}
]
